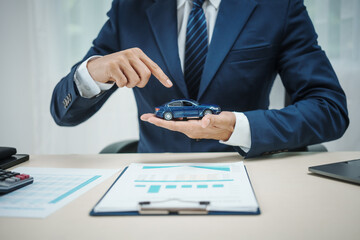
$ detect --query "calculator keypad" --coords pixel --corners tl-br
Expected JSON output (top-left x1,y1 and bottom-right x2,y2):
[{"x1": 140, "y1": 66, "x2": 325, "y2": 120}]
[{"x1": 0, "y1": 170, "x2": 34, "y2": 194}]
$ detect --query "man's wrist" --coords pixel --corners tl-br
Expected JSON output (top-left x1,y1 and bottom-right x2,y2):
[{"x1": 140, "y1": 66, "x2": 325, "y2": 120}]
[
  {"x1": 220, "y1": 112, "x2": 251, "y2": 153},
  {"x1": 74, "y1": 55, "x2": 114, "y2": 98}
]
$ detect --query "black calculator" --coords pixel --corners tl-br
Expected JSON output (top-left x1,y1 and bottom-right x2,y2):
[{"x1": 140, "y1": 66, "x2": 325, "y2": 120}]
[
  {"x1": 0, "y1": 169, "x2": 34, "y2": 194},
  {"x1": 0, "y1": 147, "x2": 33, "y2": 194}
]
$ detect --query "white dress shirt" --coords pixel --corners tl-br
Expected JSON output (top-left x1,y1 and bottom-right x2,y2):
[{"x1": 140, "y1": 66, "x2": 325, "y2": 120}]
[{"x1": 74, "y1": 0, "x2": 251, "y2": 152}]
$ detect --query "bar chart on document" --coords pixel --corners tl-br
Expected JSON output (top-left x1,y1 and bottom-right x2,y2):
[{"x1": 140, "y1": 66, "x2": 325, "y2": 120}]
[{"x1": 134, "y1": 164, "x2": 234, "y2": 197}]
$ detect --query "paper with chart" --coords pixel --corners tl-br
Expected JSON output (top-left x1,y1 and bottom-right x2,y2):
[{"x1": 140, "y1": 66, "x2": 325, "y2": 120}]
[
  {"x1": 93, "y1": 162, "x2": 259, "y2": 213},
  {"x1": 0, "y1": 167, "x2": 118, "y2": 218}
]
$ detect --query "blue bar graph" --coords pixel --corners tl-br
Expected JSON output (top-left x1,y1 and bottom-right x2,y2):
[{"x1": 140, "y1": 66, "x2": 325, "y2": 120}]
[
  {"x1": 135, "y1": 185, "x2": 146, "y2": 188},
  {"x1": 190, "y1": 166, "x2": 230, "y2": 172},
  {"x1": 165, "y1": 185, "x2": 177, "y2": 189},
  {"x1": 142, "y1": 165, "x2": 230, "y2": 172},
  {"x1": 212, "y1": 184, "x2": 224, "y2": 188},
  {"x1": 143, "y1": 166, "x2": 180, "y2": 169},
  {"x1": 181, "y1": 185, "x2": 192, "y2": 188},
  {"x1": 197, "y1": 185, "x2": 208, "y2": 189},
  {"x1": 148, "y1": 185, "x2": 161, "y2": 193}
]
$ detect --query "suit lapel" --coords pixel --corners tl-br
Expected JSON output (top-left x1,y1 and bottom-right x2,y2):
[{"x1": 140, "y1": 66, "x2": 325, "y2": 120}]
[
  {"x1": 146, "y1": 0, "x2": 189, "y2": 98},
  {"x1": 198, "y1": 0, "x2": 258, "y2": 100}
]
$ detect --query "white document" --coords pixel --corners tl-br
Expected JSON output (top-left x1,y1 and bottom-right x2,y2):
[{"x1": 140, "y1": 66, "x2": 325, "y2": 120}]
[
  {"x1": 93, "y1": 162, "x2": 259, "y2": 214},
  {"x1": 0, "y1": 167, "x2": 118, "y2": 218}
]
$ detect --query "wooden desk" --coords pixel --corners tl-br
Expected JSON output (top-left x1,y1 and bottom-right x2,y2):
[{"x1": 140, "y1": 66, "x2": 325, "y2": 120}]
[{"x1": 0, "y1": 152, "x2": 359, "y2": 240}]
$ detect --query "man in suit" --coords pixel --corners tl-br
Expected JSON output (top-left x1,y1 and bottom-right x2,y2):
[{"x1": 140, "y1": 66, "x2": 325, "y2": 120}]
[{"x1": 51, "y1": 0, "x2": 349, "y2": 158}]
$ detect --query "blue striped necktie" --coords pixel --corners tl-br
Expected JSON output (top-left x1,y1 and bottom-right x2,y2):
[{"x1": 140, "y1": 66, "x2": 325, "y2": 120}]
[{"x1": 184, "y1": 0, "x2": 208, "y2": 100}]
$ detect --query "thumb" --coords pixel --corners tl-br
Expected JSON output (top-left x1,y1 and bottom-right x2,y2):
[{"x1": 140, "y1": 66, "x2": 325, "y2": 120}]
[
  {"x1": 201, "y1": 115, "x2": 213, "y2": 128},
  {"x1": 202, "y1": 112, "x2": 235, "y2": 131}
]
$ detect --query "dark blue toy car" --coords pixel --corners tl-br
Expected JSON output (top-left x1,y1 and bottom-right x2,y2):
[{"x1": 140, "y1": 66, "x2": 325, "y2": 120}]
[{"x1": 155, "y1": 99, "x2": 221, "y2": 120}]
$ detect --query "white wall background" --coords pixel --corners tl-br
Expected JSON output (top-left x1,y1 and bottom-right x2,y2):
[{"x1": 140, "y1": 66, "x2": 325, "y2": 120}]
[{"x1": 0, "y1": 0, "x2": 359, "y2": 154}]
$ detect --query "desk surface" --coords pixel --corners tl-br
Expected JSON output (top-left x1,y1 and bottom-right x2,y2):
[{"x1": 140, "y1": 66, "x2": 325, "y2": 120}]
[{"x1": 0, "y1": 152, "x2": 359, "y2": 240}]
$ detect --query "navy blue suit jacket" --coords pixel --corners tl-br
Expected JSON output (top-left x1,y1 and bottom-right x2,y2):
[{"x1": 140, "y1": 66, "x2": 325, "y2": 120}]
[{"x1": 51, "y1": 0, "x2": 349, "y2": 158}]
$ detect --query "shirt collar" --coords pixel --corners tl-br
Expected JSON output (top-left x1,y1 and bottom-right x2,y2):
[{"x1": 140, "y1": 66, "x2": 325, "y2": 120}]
[
  {"x1": 177, "y1": 0, "x2": 186, "y2": 9},
  {"x1": 209, "y1": 0, "x2": 221, "y2": 9},
  {"x1": 177, "y1": 0, "x2": 221, "y2": 10}
]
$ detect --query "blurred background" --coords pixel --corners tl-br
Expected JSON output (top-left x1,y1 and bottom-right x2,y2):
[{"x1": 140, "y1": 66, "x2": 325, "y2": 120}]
[{"x1": 0, "y1": 0, "x2": 359, "y2": 154}]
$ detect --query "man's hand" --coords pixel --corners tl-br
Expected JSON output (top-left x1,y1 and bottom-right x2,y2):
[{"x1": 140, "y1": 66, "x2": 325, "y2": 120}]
[
  {"x1": 87, "y1": 48, "x2": 173, "y2": 88},
  {"x1": 141, "y1": 112, "x2": 236, "y2": 141}
]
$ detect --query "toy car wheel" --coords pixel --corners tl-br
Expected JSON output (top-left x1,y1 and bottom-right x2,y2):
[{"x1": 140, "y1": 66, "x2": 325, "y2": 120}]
[
  {"x1": 164, "y1": 112, "x2": 173, "y2": 121},
  {"x1": 203, "y1": 109, "x2": 213, "y2": 116}
]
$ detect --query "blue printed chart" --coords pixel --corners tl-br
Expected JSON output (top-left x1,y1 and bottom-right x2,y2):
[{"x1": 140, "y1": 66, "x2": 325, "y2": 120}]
[
  {"x1": 0, "y1": 167, "x2": 117, "y2": 218},
  {"x1": 134, "y1": 165, "x2": 233, "y2": 195},
  {"x1": 94, "y1": 162, "x2": 259, "y2": 213}
]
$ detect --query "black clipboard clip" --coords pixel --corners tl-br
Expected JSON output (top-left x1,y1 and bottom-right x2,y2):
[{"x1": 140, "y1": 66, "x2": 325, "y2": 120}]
[{"x1": 138, "y1": 199, "x2": 210, "y2": 215}]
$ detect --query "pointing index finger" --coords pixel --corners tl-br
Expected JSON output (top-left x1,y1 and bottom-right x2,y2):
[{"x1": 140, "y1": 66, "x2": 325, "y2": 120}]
[{"x1": 139, "y1": 53, "x2": 173, "y2": 88}]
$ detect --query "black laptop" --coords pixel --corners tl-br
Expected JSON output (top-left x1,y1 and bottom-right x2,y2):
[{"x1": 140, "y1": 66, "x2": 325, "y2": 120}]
[{"x1": 309, "y1": 159, "x2": 360, "y2": 185}]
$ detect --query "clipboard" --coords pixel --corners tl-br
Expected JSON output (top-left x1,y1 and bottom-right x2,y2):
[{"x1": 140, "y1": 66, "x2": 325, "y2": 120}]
[{"x1": 90, "y1": 162, "x2": 261, "y2": 216}]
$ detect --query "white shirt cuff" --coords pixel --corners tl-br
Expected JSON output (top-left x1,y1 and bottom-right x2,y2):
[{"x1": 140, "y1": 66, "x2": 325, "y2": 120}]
[
  {"x1": 74, "y1": 55, "x2": 114, "y2": 98},
  {"x1": 220, "y1": 112, "x2": 251, "y2": 153}
]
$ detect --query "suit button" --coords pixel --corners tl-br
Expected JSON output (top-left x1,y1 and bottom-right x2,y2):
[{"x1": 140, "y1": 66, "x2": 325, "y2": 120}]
[{"x1": 63, "y1": 93, "x2": 72, "y2": 109}]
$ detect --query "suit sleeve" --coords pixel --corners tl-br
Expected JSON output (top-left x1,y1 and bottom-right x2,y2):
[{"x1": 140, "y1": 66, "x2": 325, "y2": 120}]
[
  {"x1": 50, "y1": 0, "x2": 120, "y2": 126},
  {"x1": 241, "y1": 0, "x2": 349, "y2": 158}
]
